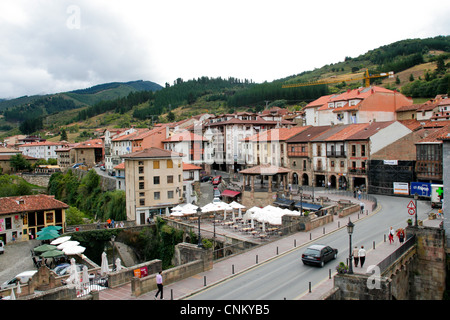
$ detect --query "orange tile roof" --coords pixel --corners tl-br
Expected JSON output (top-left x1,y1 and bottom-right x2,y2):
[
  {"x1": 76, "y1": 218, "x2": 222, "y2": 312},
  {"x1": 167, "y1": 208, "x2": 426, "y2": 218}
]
[
  {"x1": 417, "y1": 125, "x2": 450, "y2": 143},
  {"x1": 0, "y1": 195, "x2": 69, "y2": 215},
  {"x1": 121, "y1": 147, "x2": 183, "y2": 159},
  {"x1": 182, "y1": 162, "x2": 202, "y2": 171},
  {"x1": 246, "y1": 126, "x2": 309, "y2": 142},
  {"x1": 73, "y1": 138, "x2": 103, "y2": 149},
  {"x1": 163, "y1": 130, "x2": 207, "y2": 142},
  {"x1": 114, "y1": 162, "x2": 125, "y2": 170}
]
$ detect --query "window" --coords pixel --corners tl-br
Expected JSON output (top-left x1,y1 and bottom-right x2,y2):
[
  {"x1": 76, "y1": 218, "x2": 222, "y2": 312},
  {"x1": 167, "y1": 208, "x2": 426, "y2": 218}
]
[
  {"x1": 139, "y1": 192, "x2": 145, "y2": 197},
  {"x1": 153, "y1": 176, "x2": 160, "y2": 185},
  {"x1": 138, "y1": 161, "x2": 144, "y2": 165},
  {"x1": 361, "y1": 145, "x2": 366, "y2": 157},
  {"x1": 167, "y1": 175, "x2": 173, "y2": 183},
  {"x1": 139, "y1": 182, "x2": 144, "y2": 189},
  {"x1": 340, "y1": 161, "x2": 344, "y2": 168},
  {"x1": 154, "y1": 192, "x2": 160, "y2": 200},
  {"x1": 139, "y1": 176, "x2": 144, "y2": 181},
  {"x1": 167, "y1": 159, "x2": 173, "y2": 168},
  {"x1": 330, "y1": 160, "x2": 335, "y2": 167},
  {"x1": 5, "y1": 217, "x2": 12, "y2": 230},
  {"x1": 153, "y1": 161, "x2": 160, "y2": 169},
  {"x1": 352, "y1": 145, "x2": 356, "y2": 157},
  {"x1": 139, "y1": 199, "x2": 145, "y2": 206},
  {"x1": 138, "y1": 166, "x2": 144, "y2": 174},
  {"x1": 168, "y1": 191, "x2": 174, "y2": 199}
]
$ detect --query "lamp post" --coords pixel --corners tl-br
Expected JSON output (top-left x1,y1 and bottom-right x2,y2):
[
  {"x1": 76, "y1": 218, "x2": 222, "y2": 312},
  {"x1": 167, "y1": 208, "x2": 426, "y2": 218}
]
[
  {"x1": 197, "y1": 207, "x2": 203, "y2": 248},
  {"x1": 414, "y1": 193, "x2": 418, "y2": 227},
  {"x1": 347, "y1": 219, "x2": 354, "y2": 274},
  {"x1": 299, "y1": 186, "x2": 303, "y2": 215},
  {"x1": 111, "y1": 234, "x2": 116, "y2": 271}
]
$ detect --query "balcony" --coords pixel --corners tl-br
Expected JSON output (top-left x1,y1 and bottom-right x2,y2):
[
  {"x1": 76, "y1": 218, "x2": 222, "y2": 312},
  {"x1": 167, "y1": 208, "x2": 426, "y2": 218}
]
[
  {"x1": 287, "y1": 151, "x2": 309, "y2": 157},
  {"x1": 349, "y1": 167, "x2": 366, "y2": 175},
  {"x1": 327, "y1": 150, "x2": 346, "y2": 158}
]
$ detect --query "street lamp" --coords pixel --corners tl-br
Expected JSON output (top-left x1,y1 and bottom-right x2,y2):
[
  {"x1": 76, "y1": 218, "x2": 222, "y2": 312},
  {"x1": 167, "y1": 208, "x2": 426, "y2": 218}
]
[
  {"x1": 414, "y1": 193, "x2": 418, "y2": 227},
  {"x1": 347, "y1": 219, "x2": 355, "y2": 274},
  {"x1": 299, "y1": 186, "x2": 303, "y2": 215},
  {"x1": 197, "y1": 207, "x2": 203, "y2": 248},
  {"x1": 111, "y1": 234, "x2": 116, "y2": 271}
]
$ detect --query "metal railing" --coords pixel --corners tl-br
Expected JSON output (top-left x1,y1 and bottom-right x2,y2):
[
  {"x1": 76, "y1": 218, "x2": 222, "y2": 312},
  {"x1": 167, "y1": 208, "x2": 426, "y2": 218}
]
[
  {"x1": 76, "y1": 276, "x2": 108, "y2": 298},
  {"x1": 376, "y1": 235, "x2": 416, "y2": 274}
]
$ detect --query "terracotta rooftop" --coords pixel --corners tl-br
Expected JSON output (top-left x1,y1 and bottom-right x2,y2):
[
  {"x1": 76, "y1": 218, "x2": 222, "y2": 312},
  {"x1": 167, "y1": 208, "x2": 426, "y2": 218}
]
[
  {"x1": 182, "y1": 162, "x2": 203, "y2": 171},
  {"x1": 114, "y1": 162, "x2": 125, "y2": 170},
  {"x1": 286, "y1": 125, "x2": 331, "y2": 143},
  {"x1": 73, "y1": 138, "x2": 103, "y2": 149},
  {"x1": 416, "y1": 125, "x2": 450, "y2": 144},
  {"x1": 121, "y1": 147, "x2": 183, "y2": 159},
  {"x1": 163, "y1": 131, "x2": 207, "y2": 142},
  {"x1": 0, "y1": 195, "x2": 69, "y2": 215},
  {"x1": 245, "y1": 126, "x2": 310, "y2": 142}
]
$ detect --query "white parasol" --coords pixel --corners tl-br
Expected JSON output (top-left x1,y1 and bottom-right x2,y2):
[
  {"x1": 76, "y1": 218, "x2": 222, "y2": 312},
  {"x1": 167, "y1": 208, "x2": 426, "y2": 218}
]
[
  {"x1": 101, "y1": 252, "x2": 109, "y2": 276},
  {"x1": 63, "y1": 245, "x2": 86, "y2": 255},
  {"x1": 229, "y1": 201, "x2": 245, "y2": 219},
  {"x1": 115, "y1": 258, "x2": 122, "y2": 271},
  {"x1": 81, "y1": 265, "x2": 89, "y2": 288},
  {"x1": 57, "y1": 240, "x2": 80, "y2": 250},
  {"x1": 51, "y1": 236, "x2": 71, "y2": 245}
]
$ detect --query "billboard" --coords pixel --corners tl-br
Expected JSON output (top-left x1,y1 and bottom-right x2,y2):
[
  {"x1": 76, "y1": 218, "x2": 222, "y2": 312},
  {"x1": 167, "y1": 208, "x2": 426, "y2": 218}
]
[
  {"x1": 393, "y1": 182, "x2": 409, "y2": 195},
  {"x1": 410, "y1": 182, "x2": 431, "y2": 197}
]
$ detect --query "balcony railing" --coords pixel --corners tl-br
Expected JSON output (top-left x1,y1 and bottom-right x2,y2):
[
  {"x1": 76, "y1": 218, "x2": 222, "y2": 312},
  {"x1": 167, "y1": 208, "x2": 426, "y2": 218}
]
[
  {"x1": 349, "y1": 167, "x2": 366, "y2": 174},
  {"x1": 326, "y1": 150, "x2": 346, "y2": 157}
]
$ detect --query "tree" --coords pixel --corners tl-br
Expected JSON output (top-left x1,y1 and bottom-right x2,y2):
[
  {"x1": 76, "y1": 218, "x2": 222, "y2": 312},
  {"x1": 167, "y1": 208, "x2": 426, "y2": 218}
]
[
  {"x1": 60, "y1": 128, "x2": 68, "y2": 141},
  {"x1": 167, "y1": 111, "x2": 176, "y2": 122},
  {"x1": 10, "y1": 154, "x2": 31, "y2": 172},
  {"x1": 436, "y1": 56, "x2": 446, "y2": 74},
  {"x1": 65, "y1": 206, "x2": 85, "y2": 225}
]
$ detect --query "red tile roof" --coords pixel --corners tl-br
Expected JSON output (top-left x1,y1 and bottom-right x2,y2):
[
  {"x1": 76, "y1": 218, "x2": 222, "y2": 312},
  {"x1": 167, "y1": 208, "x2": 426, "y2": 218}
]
[
  {"x1": 182, "y1": 162, "x2": 202, "y2": 171},
  {"x1": 163, "y1": 131, "x2": 207, "y2": 142},
  {"x1": 121, "y1": 147, "x2": 183, "y2": 159},
  {"x1": 0, "y1": 195, "x2": 69, "y2": 215},
  {"x1": 245, "y1": 126, "x2": 310, "y2": 142}
]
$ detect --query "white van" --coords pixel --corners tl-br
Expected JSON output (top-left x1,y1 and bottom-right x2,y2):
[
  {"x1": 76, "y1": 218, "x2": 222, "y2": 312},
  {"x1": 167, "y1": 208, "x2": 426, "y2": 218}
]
[
  {"x1": 0, "y1": 240, "x2": 4, "y2": 254},
  {"x1": 1, "y1": 270, "x2": 37, "y2": 290}
]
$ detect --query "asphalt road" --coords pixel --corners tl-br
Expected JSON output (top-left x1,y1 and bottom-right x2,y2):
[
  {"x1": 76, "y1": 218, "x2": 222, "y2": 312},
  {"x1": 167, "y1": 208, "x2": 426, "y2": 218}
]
[{"x1": 187, "y1": 194, "x2": 432, "y2": 300}]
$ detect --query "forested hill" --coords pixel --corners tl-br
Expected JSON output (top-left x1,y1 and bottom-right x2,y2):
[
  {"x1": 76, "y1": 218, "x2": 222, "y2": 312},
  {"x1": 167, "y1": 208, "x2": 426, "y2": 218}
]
[{"x1": 0, "y1": 80, "x2": 162, "y2": 111}]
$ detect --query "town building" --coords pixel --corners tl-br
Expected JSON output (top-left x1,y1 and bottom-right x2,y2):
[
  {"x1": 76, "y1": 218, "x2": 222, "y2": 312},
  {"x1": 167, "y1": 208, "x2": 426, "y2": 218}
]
[
  {"x1": 0, "y1": 147, "x2": 38, "y2": 174},
  {"x1": 182, "y1": 162, "x2": 202, "y2": 205},
  {"x1": 163, "y1": 130, "x2": 208, "y2": 166},
  {"x1": 122, "y1": 147, "x2": 184, "y2": 224},
  {"x1": 18, "y1": 141, "x2": 67, "y2": 161},
  {"x1": 303, "y1": 86, "x2": 412, "y2": 126},
  {"x1": 202, "y1": 111, "x2": 295, "y2": 173},
  {"x1": 0, "y1": 195, "x2": 68, "y2": 243}
]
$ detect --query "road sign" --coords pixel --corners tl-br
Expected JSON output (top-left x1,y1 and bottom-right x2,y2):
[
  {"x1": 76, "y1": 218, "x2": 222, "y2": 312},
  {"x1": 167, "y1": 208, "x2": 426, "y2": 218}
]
[
  {"x1": 408, "y1": 208, "x2": 416, "y2": 216},
  {"x1": 407, "y1": 200, "x2": 416, "y2": 209}
]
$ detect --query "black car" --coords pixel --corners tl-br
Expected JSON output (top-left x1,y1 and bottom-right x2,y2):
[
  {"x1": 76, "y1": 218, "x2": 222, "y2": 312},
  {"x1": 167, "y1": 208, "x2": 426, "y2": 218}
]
[
  {"x1": 200, "y1": 176, "x2": 213, "y2": 182},
  {"x1": 301, "y1": 244, "x2": 338, "y2": 267}
]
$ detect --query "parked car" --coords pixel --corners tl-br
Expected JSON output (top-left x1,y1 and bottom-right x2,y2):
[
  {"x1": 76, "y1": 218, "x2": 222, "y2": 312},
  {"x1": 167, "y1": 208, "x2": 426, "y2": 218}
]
[
  {"x1": 100, "y1": 165, "x2": 106, "y2": 171},
  {"x1": 212, "y1": 176, "x2": 222, "y2": 186},
  {"x1": 1, "y1": 270, "x2": 37, "y2": 290},
  {"x1": 52, "y1": 263, "x2": 85, "y2": 276},
  {"x1": 72, "y1": 163, "x2": 83, "y2": 169},
  {"x1": 212, "y1": 197, "x2": 221, "y2": 204},
  {"x1": 0, "y1": 240, "x2": 4, "y2": 254},
  {"x1": 301, "y1": 244, "x2": 338, "y2": 267},
  {"x1": 200, "y1": 175, "x2": 213, "y2": 182}
]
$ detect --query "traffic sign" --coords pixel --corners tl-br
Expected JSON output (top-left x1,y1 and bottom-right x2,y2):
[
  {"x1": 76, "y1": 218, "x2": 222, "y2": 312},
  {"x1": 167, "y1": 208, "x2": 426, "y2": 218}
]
[
  {"x1": 407, "y1": 200, "x2": 416, "y2": 209},
  {"x1": 408, "y1": 208, "x2": 416, "y2": 216}
]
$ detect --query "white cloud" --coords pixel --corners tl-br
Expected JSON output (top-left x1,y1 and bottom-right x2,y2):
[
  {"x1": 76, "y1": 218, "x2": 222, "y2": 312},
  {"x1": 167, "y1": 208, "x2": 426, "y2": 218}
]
[{"x1": 0, "y1": 0, "x2": 449, "y2": 98}]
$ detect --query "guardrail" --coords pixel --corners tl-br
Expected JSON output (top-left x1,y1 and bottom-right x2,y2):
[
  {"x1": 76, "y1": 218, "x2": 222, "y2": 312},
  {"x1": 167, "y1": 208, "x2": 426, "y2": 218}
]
[{"x1": 376, "y1": 235, "x2": 416, "y2": 274}]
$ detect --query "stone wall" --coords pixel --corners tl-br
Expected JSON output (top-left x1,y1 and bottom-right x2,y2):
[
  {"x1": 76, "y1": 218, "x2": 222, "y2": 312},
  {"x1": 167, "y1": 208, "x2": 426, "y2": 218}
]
[
  {"x1": 330, "y1": 273, "x2": 392, "y2": 300},
  {"x1": 406, "y1": 225, "x2": 446, "y2": 300},
  {"x1": 20, "y1": 173, "x2": 51, "y2": 188}
]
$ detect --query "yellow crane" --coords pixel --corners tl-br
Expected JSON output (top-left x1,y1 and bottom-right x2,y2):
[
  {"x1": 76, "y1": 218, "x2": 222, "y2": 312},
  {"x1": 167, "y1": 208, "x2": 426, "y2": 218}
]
[{"x1": 282, "y1": 69, "x2": 394, "y2": 89}]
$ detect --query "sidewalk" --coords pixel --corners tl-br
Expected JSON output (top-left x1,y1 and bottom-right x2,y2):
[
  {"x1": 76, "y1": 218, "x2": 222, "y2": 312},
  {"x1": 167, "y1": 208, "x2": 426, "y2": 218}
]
[{"x1": 99, "y1": 191, "x2": 383, "y2": 300}]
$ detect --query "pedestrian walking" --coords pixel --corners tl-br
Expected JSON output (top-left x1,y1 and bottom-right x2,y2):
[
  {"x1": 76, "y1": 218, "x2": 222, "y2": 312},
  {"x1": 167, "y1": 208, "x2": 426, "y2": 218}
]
[
  {"x1": 388, "y1": 227, "x2": 395, "y2": 244},
  {"x1": 352, "y1": 246, "x2": 359, "y2": 267},
  {"x1": 397, "y1": 229, "x2": 405, "y2": 244},
  {"x1": 358, "y1": 246, "x2": 366, "y2": 268},
  {"x1": 357, "y1": 189, "x2": 362, "y2": 200},
  {"x1": 154, "y1": 271, "x2": 164, "y2": 300},
  {"x1": 437, "y1": 208, "x2": 443, "y2": 219},
  {"x1": 360, "y1": 202, "x2": 365, "y2": 214}
]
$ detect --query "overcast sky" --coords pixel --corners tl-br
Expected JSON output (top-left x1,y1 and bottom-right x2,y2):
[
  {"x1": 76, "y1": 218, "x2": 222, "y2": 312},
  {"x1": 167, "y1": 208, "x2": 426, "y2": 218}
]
[{"x1": 1, "y1": 0, "x2": 449, "y2": 99}]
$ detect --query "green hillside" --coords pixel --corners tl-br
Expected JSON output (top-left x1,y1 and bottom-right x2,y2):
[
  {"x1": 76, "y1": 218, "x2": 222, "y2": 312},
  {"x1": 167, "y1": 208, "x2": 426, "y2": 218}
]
[{"x1": 0, "y1": 35, "x2": 449, "y2": 141}]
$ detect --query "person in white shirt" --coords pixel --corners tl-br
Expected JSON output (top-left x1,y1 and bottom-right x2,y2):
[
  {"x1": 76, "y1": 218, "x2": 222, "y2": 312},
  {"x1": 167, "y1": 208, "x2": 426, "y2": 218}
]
[
  {"x1": 358, "y1": 246, "x2": 366, "y2": 268},
  {"x1": 154, "y1": 271, "x2": 164, "y2": 300}
]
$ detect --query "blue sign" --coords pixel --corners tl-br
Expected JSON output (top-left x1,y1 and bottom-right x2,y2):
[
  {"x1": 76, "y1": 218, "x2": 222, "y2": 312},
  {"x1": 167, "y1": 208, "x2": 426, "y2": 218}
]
[{"x1": 410, "y1": 182, "x2": 431, "y2": 197}]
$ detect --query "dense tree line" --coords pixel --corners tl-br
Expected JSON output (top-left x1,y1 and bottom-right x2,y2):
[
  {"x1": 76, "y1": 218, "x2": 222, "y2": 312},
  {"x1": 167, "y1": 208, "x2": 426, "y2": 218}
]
[
  {"x1": 3, "y1": 96, "x2": 77, "y2": 122},
  {"x1": 226, "y1": 80, "x2": 329, "y2": 108},
  {"x1": 401, "y1": 73, "x2": 450, "y2": 97},
  {"x1": 0, "y1": 174, "x2": 33, "y2": 197},
  {"x1": 76, "y1": 90, "x2": 154, "y2": 121},
  {"x1": 357, "y1": 35, "x2": 450, "y2": 66},
  {"x1": 47, "y1": 169, "x2": 126, "y2": 222}
]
